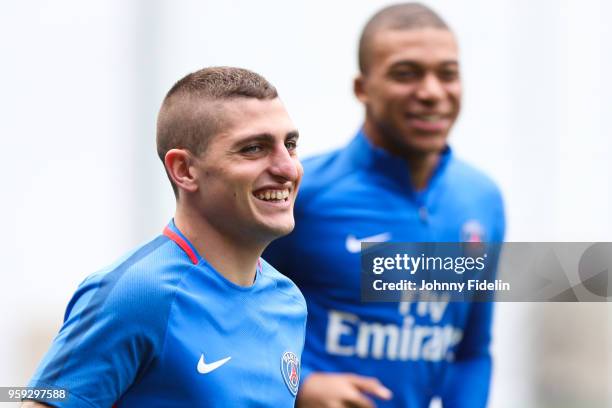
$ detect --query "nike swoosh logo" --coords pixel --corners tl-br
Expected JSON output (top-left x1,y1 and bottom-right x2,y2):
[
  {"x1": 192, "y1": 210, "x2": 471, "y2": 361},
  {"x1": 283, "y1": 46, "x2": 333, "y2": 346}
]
[
  {"x1": 345, "y1": 232, "x2": 391, "y2": 253},
  {"x1": 197, "y1": 354, "x2": 231, "y2": 374}
]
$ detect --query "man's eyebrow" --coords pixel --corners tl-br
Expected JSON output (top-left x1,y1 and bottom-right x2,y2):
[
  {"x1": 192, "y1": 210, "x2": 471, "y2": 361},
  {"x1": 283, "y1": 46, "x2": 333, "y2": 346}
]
[
  {"x1": 286, "y1": 130, "x2": 299, "y2": 140},
  {"x1": 232, "y1": 131, "x2": 299, "y2": 147},
  {"x1": 389, "y1": 60, "x2": 421, "y2": 69},
  {"x1": 389, "y1": 60, "x2": 459, "y2": 69},
  {"x1": 233, "y1": 133, "x2": 275, "y2": 146},
  {"x1": 439, "y1": 60, "x2": 459, "y2": 67}
]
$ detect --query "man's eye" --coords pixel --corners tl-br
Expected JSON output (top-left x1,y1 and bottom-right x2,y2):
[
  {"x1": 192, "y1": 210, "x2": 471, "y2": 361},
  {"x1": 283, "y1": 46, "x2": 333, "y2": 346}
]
[
  {"x1": 285, "y1": 140, "x2": 298, "y2": 151},
  {"x1": 439, "y1": 70, "x2": 459, "y2": 82},
  {"x1": 390, "y1": 70, "x2": 419, "y2": 81},
  {"x1": 241, "y1": 145, "x2": 263, "y2": 154}
]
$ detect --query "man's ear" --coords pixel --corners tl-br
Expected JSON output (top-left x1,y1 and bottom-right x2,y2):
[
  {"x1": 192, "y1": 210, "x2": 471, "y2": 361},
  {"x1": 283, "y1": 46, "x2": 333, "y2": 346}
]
[
  {"x1": 164, "y1": 149, "x2": 198, "y2": 194},
  {"x1": 354, "y1": 74, "x2": 368, "y2": 104}
]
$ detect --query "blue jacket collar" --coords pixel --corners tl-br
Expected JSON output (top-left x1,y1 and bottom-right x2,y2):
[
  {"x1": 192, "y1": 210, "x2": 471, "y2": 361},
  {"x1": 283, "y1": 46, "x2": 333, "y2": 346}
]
[{"x1": 345, "y1": 128, "x2": 452, "y2": 194}]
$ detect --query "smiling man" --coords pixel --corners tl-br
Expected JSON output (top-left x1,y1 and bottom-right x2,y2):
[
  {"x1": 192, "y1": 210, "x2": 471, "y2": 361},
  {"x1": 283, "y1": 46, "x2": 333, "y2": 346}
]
[
  {"x1": 24, "y1": 67, "x2": 306, "y2": 407},
  {"x1": 265, "y1": 3, "x2": 505, "y2": 408}
]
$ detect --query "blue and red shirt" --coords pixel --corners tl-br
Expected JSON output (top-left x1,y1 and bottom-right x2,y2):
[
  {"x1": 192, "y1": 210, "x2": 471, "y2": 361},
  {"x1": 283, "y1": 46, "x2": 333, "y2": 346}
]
[{"x1": 29, "y1": 220, "x2": 307, "y2": 407}]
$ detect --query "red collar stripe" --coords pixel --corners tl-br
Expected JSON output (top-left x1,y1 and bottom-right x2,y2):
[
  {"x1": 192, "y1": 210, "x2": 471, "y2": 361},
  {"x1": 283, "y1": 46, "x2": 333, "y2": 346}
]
[{"x1": 163, "y1": 226, "x2": 198, "y2": 265}]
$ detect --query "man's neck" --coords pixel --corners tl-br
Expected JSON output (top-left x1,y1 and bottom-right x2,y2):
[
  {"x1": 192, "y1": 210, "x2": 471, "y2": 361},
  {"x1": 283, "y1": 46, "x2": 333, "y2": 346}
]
[
  {"x1": 173, "y1": 206, "x2": 263, "y2": 287},
  {"x1": 363, "y1": 122, "x2": 441, "y2": 191},
  {"x1": 405, "y1": 153, "x2": 440, "y2": 191}
]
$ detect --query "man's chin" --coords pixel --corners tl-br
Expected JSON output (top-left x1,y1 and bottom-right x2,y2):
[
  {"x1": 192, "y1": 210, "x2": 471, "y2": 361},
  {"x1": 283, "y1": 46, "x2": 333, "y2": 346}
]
[
  {"x1": 258, "y1": 219, "x2": 295, "y2": 241},
  {"x1": 270, "y1": 223, "x2": 295, "y2": 239},
  {"x1": 383, "y1": 127, "x2": 447, "y2": 156},
  {"x1": 398, "y1": 135, "x2": 448, "y2": 156}
]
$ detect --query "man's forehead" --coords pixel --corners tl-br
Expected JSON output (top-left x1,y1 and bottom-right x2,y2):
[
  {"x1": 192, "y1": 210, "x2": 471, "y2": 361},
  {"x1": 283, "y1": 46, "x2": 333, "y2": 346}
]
[
  {"x1": 372, "y1": 28, "x2": 459, "y2": 62},
  {"x1": 210, "y1": 98, "x2": 295, "y2": 140},
  {"x1": 212, "y1": 97, "x2": 285, "y2": 118}
]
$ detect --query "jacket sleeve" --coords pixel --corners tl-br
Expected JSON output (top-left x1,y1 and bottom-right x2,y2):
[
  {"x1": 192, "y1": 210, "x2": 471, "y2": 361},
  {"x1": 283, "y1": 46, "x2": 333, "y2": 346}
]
[
  {"x1": 441, "y1": 189, "x2": 505, "y2": 408},
  {"x1": 27, "y1": 267, "x2": 167, "y2": 407},
  {"x1": 440, "y1": 301, "x2": 493, "y2": 408}
]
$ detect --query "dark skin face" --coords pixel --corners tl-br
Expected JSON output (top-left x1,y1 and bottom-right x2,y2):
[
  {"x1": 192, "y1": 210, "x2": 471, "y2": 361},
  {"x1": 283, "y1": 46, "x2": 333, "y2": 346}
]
[{"x1": 355, "y1": 28, "x2": 461, "y2": 168}]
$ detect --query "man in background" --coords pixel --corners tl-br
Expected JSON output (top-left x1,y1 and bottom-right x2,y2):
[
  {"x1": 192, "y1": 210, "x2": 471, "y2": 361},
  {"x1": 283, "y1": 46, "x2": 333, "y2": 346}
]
[
  {"x1": 264, "y1": 3, "x2": 505, "y2": 407},
  {"x1": 24, "y1": 66, "x2": 306, "y2": 407}
]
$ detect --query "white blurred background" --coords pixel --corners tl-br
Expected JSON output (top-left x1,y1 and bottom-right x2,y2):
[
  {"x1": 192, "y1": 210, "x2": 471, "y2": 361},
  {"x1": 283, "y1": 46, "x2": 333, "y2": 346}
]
[{"x1": 1, "y1": 1, "x2": 610, "y2": 407}]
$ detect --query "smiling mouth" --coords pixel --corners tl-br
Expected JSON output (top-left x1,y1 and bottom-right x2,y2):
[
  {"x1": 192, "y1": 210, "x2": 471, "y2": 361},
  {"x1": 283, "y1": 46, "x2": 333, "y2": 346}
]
[
  {"x1": 253, "y1": 188, "x2": 290, "y2": 203},
  {"x1": 405, "y1": 114, "x2": 451, "y2": 132},
  {"x1": 406, "y1": 113, "x2": 449, "y2": 121}
]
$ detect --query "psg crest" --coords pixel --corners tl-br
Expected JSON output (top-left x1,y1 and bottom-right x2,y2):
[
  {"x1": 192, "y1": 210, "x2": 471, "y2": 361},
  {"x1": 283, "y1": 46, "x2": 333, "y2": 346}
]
[
  {"x1": 461, "y1": 219, "x2": 485, "y2": 242},
  {"x1": 280, "y1": 351, "x2": 300, "y2": 396}
]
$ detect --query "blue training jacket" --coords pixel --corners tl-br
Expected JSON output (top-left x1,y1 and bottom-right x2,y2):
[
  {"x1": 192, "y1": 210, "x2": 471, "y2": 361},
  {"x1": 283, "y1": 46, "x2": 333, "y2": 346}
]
[{"x1": 264, "y1": 130, "x2": 505, "y2": 407}]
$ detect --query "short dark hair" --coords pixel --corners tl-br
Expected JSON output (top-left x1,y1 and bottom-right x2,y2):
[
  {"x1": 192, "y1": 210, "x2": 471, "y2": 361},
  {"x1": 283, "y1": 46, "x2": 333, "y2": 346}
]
[
  {"x1": 156, "y1": 66, "x2": 278, "y2": 194},
  {"x1": 358, "y1": 3, "x2": 450, "y2": 74}
]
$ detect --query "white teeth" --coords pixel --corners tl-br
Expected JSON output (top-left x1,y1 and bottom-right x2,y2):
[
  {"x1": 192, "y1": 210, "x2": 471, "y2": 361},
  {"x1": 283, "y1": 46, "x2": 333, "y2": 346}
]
[
  {"x1": 420, "y1": 115, "x2": 441, "y2": 122},
  {"x1": 255, "y1": 189, "x2": 290, "y2": 202}
]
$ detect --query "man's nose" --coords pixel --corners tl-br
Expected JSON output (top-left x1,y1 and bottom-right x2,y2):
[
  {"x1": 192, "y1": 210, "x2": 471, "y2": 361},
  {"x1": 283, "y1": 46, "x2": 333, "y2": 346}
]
[
  {"x1": 415, "y1": 73, "x2": 445, "y2": 103},
  {"x1": 269, "y1": 146, "x2": 300, "y2": 181}
]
